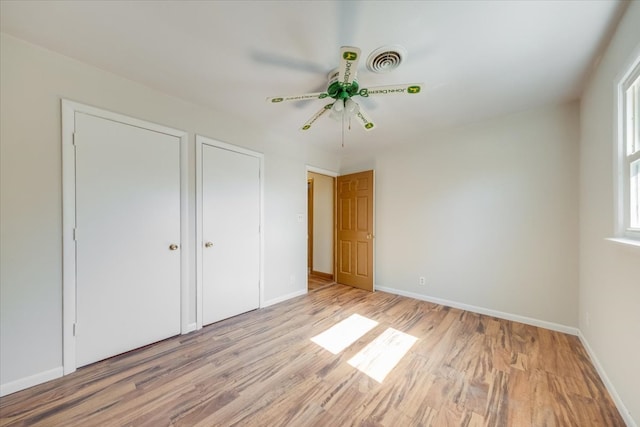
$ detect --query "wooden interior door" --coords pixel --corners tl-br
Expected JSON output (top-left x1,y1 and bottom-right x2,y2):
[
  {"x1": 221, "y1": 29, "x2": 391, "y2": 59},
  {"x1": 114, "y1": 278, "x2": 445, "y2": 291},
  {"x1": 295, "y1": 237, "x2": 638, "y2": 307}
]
[
  {"x1": 75, "y1": 112, "x2": 182, "y2": 367},
  {"x1": 202, "y1": 144, "x2": 260, "y2": 325},
  {"x1": 336, "y1": 170, "x2": 374, "y2": 291}
]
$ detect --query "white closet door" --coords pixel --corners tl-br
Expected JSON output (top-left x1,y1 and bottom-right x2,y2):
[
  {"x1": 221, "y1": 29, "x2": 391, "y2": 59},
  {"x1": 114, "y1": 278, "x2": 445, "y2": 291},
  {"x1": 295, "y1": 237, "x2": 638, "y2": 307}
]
[
  {"x1": 202, "y1": 145, "x2": 260, "y2": 325},
  {"x1": 75, "y1": 112, "x2": 181, "y2": 367}
]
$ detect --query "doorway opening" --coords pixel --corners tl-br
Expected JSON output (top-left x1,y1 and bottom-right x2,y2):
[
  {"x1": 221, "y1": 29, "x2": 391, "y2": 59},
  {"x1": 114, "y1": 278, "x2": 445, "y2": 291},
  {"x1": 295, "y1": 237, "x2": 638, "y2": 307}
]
[
  {"x1": 307, "y1": 170, "x2": 336, "y2": 291},
  {"x1": 306, "y1": 167, "x2": 375, "y2": 293}
]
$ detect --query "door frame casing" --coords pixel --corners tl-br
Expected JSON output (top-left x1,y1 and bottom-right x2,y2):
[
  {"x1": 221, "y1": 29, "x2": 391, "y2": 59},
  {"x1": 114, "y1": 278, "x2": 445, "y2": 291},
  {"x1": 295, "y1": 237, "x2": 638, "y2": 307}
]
[
  {"x1": 307, "y1": 178, "x2": 314, "y2": 275},
  {"x1": 195, "y1": 135, "x2": 264, "y2": 329},
  {"x1": 61, "y1": 99, "x2": 190, "y2": 375}
]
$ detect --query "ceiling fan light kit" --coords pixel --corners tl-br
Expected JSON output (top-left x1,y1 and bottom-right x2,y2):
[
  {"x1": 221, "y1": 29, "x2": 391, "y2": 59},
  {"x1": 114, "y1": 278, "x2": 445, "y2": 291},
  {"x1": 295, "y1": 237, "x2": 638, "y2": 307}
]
[
  {"x1": 329, "y1": 97, "x2": 360, "y2": 121},
  {"x1": 266, "y1": 46, "x2": 423, "y2": 141}
]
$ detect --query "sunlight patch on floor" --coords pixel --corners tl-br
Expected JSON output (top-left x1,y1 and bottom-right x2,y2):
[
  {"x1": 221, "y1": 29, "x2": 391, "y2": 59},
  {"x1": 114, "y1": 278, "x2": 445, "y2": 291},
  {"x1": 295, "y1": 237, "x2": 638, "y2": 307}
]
[
  {"x1": 348, "y1": 327, "x2": 418, "y2": 383},
  {"x1": 311, "y1": 313, "x2": 378, "y2": 354}
]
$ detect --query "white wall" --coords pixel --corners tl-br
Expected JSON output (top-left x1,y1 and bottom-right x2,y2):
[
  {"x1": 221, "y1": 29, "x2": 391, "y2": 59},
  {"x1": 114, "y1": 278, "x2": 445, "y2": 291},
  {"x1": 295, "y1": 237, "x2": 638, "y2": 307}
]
[
  {"x1": 0, "y1": 33, "x2": 340, "y2": 392},
  {"x1": 308, "y1": 172, "x2": 334, "y2": 275},
  {"x1": 579, "y1": 1, "x2": 640, "y2": 424},
  {"x1": 343, "y1": 102, "x2": 580, "y2": 328}
]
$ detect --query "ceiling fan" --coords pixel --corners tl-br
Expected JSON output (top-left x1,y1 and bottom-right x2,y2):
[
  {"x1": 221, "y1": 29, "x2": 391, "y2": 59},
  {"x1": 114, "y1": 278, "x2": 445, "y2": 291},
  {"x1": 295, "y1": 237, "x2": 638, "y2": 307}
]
[{"x1": 266, "y1": 46, "x2": 423, "y2": 132}]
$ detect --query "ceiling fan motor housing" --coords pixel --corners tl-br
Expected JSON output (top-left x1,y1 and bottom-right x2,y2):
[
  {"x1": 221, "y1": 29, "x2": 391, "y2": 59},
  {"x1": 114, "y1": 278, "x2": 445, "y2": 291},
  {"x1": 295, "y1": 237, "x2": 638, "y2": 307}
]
[{"x1": 327, "y1": 68, "x2": 359, "y2": 101}]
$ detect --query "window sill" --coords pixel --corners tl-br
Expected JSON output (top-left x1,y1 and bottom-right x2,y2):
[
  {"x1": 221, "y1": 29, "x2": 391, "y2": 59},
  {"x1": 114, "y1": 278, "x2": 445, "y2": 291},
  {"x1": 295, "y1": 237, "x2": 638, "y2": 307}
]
[{"x1": 605, "y1": 237, "x2": 640, "y2": 251}]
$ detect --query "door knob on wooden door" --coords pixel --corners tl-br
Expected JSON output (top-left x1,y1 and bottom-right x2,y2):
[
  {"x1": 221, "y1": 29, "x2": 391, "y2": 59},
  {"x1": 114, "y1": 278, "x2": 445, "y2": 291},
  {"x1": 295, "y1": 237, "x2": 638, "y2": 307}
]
[
  {"x1": 169, "y1": 244, "x2": 179, "y2": 251},
  {"x1": 204, "y1": 242, "x2": 213, "y2": 248}
]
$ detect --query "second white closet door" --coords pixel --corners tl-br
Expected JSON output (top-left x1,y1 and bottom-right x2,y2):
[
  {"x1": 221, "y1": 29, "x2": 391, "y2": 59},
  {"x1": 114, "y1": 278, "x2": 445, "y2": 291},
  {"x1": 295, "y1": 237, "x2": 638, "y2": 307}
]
[{"x1": 202, "y1": 145, "x2": 260, "y2": 325}]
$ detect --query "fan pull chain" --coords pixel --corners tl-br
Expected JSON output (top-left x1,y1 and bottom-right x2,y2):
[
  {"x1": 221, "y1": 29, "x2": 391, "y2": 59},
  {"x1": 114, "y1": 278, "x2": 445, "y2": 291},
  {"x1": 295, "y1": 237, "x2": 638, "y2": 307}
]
[{"x1": 341, "y1": 113, "x2": 345, "y2": 148}]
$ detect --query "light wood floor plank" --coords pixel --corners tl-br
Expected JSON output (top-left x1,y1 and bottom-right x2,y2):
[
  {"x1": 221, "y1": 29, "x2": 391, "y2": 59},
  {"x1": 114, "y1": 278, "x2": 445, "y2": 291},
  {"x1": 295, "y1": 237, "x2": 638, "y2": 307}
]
[{"x1": 0, "y1": 283, "x2": 625, "y2": 426}]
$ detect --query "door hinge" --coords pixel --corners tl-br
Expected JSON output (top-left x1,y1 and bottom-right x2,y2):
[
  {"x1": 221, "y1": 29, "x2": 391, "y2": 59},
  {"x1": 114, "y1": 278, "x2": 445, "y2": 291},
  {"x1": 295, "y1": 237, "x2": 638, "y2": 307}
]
[
  {"x1": 73, "y1": 228, "x2": 78, "y2": 241},
  {"x1": 73, "y1": 323, "x2": 77, "y2": 336},
  {"x1": 72, "y1": 132, "x2": 77, "y2": 146}
]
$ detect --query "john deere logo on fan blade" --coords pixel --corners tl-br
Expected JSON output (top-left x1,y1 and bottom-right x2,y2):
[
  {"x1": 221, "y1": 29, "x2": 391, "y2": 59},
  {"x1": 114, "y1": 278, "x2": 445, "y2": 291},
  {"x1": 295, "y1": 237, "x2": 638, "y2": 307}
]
[
  {"x1": 319, "y1": 93, "x2": 329, "y2": 99},
  {"x1": 365, "y1": 123, "x2": 374, "y2": 129},
  {"x1": 408, "y1": 86, "x2": 421, "y2": 94},
  {"x1": 302, "y1": 125, "x2": 311, "y2": 130},
  {"x1": 343, "y1": 51, "x2": 358, "y2": 61},
  {"x1": 271, "y1": 98, "x2": 284, "y2": 103}
]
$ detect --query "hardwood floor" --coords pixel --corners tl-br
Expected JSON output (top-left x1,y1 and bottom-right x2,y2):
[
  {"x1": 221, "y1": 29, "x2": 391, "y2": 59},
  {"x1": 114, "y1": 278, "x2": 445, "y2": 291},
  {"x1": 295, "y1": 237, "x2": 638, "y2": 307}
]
[
  {"x1": 307, "y1": 274, "x2": 335, "y2": 291},
  {"x1": 0, "y1": 284, "x2": 625, "y2": 426}
]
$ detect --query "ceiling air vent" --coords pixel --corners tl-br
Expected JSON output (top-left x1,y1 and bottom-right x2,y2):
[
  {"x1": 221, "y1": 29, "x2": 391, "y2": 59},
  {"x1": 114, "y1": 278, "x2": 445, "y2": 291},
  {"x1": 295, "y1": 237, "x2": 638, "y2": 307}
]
[{"x1": 366, "y1": 45, "x2": 407, "y2": 73}]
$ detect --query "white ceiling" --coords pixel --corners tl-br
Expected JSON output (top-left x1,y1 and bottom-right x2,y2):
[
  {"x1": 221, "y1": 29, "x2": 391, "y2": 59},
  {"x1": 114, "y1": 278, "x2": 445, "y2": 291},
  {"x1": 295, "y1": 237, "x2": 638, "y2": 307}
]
[{"x1": 0, "y1": 0, "x2": 627, "y2": 154}]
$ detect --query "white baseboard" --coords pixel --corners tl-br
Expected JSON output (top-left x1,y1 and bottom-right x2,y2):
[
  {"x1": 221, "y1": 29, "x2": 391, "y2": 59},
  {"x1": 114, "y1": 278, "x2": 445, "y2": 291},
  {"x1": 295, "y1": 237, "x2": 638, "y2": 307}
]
[
  {"x1": 375, "y1": 286, "x2": 579, "y2": 336},
  {"x1": 0, "y1": 366, "x2": 63, "y2": 397},
  {"x1": 262, "y1": 288, "x2": 307, "y2": 308},
  {"x1": 578, "y1": 331, "x2": 637, "y2": 427}
]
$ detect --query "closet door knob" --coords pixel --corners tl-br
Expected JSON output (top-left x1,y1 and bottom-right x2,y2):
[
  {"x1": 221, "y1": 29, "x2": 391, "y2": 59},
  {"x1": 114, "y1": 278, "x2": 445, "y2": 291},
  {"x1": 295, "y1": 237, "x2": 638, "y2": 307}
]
[
  {"x1": 204, "y1": 242, "x2": 213, "y2": 248},
  {"x1": 169, "y1": 244, "x2": 179, "y2": 251}
]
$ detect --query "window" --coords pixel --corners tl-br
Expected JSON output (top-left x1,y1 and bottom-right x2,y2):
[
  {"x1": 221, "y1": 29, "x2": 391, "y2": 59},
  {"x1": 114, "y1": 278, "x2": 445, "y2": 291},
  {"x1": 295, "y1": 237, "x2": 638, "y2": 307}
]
[{"x1": 618, "y1": 57, "x2": 640, "y2": 240}]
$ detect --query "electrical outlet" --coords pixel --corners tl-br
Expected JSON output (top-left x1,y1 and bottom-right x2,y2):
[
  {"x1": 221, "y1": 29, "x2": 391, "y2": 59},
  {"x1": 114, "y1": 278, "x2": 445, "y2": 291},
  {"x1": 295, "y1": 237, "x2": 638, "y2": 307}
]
[{"x1": 419, "y1": 276, "x2": 426, "y2": 286}]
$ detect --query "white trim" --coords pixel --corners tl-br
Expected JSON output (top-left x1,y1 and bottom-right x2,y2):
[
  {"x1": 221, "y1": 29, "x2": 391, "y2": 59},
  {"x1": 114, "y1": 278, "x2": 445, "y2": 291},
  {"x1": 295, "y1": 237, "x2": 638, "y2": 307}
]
[
  {"x1": 195, "y1": 136, "x2": 203, "y2": 328},
  {"x1": 179, "y1": 126, "x2": 191, "y2": 336},
  {"x1": 306, "y1": 165, "x2": 339, "y2": 177},
  {"x1": 184, "y1": 322, "x2": 198, "y2": 334},
  {"x1": 61, "y1": 100, "x2": 77, "y2": 374},
  {"x1": 614, "y1": 44, "x2": 640, "y2": 240},
  {"x1": 195, "y1": 135, "x2": 264, "y2": 330},
  {"x1": 62, "y1": 100, "x2": 191, "y2": 137},
  {"x1": 376, "y1": 286, "x2": 579, "y2": 336},
  {"x1": 0, "y1": 367, "x2": 63, "y2": 397},
  {"x1": 262, "y1": 288, "x2": 308, "y2": 308},
  {"x1": 61, "y1": 99, "x2": 190, "y2": 375},
  {"x1": 578, "y1": 331, "x2": 638, "y2": 427},
  {"x1": 605, "y1": 237, "x2": 640, "y2": 251}
]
